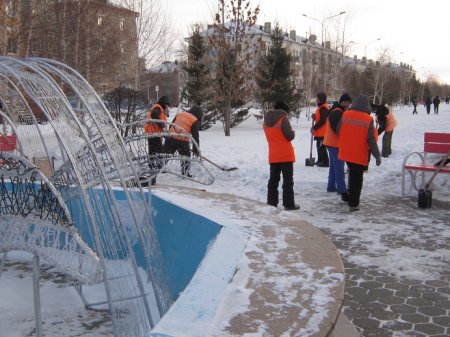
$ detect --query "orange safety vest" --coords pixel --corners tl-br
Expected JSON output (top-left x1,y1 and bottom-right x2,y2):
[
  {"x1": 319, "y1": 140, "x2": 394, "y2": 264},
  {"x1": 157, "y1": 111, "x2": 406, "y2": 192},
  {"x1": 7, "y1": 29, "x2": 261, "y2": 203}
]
[
  {"x1": 168, "y1": 111, "x2": 197, "y2": 142},
  {"x1": 263, "y1": 117, "x2": 295, "y2": 163},
  {"x1": 323, "y1": 107, "x2": 342, "y2": 148},
  {"x1": 338, "y1": 110, "x2": 375, "y2": 166},
  {"x1": 313, "y1": 103, "x2": 329, "y2": 138},
  {"x1": 144, "y1": 103, "x2": 167, "y2": 134},
  {"x1": 385, "y1": 111, "x2": 397, "y2": 132}
]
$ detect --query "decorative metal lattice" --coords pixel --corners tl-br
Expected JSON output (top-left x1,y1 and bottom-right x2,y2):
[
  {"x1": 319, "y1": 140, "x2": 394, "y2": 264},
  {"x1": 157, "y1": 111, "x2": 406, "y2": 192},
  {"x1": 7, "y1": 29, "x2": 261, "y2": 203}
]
[
  {"x1": 118, "y1": 119, "x2": 215, "y2": 186},
  {"x1": 0, "y1": 57, "x2": 179, "y2": 337},
  {"x1": 0, "y1": 153, "x2": 101, "y2": 284}
]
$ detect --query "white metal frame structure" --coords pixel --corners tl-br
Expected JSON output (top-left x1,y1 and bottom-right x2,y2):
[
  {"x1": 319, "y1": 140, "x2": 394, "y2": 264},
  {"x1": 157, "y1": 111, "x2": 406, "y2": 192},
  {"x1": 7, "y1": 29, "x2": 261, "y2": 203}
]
[{"x1": 0, "y1": 57, "x2": 174, "y2": 337}]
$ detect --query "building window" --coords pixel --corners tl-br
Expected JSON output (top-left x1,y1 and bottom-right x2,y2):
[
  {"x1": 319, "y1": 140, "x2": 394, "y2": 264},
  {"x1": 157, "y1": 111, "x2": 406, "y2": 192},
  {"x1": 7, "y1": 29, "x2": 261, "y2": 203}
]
[
  {"x1": 97, "y1": 15, "x2": 103, "y2": 26},
  {"x1": 119, "y1": 19, "x2": 125, "y2": 31},
  {"x1": 122, "y1": 63, "x2": 127, "y2": 73}
]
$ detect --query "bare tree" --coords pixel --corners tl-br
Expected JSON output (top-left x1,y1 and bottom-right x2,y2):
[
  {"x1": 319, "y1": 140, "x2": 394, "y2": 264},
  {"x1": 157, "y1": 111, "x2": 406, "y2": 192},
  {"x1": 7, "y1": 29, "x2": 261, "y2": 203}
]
[
  {"x1": 113, "y1": 0, "x2": 177, "y2": 86},
  {"x1": 364, "y1": 47, "x2": 393, "y2": 104},
  {"x1": 0, "y1": 0, "x2": 51, "y2": 57},
  {"x1": 208, "y1": 0, "x2": 260, "y2": 136}
]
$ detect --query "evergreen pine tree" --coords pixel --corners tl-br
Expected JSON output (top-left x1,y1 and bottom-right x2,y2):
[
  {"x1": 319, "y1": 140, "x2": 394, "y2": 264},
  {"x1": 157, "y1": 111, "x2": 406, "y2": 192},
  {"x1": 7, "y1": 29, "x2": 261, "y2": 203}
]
[
  {"x1": 183, "y1": 25, "x2": 217, "y2": 129},
  {"x1": 183, "y1": 25, "x2": 209, "y2": 106},
  {"x1": 255, "y1": 24, "x2": 300, "y2": 114}
]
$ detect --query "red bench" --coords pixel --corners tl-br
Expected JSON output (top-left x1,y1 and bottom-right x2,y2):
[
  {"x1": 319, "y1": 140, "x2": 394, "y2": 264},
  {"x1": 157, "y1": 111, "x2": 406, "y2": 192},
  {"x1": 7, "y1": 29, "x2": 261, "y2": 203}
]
[
  {"x1": 0, "y1": 135, "x2": 17, "y2": 151},
  {"x1": 402, "y1": 132, "x2": 450, "y2": 196}
]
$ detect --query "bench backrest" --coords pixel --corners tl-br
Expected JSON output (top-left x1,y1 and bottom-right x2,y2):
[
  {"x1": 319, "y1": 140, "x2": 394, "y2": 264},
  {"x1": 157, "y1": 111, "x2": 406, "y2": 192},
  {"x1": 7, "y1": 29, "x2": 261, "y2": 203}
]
[
  {"x1": 424, "y1": 132, "x2": 450, "y2": 154},
  {"x1": 0, "y1": 135, "x2": 17, "y2": 151}
]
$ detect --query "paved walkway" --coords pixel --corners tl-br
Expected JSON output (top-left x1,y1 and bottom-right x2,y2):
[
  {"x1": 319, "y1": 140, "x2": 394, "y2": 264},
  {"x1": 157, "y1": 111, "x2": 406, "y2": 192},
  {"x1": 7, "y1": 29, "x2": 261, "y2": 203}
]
[
  {"x1": 308, "y1": 194, "x2": 450, "y2": 337},
  {"x1": 153, "y1": 185, "x2": 347, "y2": 337}
]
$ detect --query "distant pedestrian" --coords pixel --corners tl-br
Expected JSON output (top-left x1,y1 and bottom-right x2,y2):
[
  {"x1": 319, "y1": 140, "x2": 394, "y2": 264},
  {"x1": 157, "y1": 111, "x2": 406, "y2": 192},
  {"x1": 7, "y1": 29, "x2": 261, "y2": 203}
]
[
  {"x1": 323, "y1": 93, "x2": 352, "y2": 201},
  {"x1": 411, "y1": 98, "x2": 418, "y2": 114},
  {"x1": 338, "y1": 95, "x2": 381, "y2": 212},
  {"x1": 311, "y1": 92, "x2": 330, "y2": 167},
  {"x1": 263, "y1": 101, "x2": 299, "y2": 210},
  {"x1": 432, "y1": 95, "x2": 441, "y2": 114},
  {"x1": 424, "y1": 96, "x2": 432, "y2": 114},
  {"x1": 446, "y1": 96, "x2": 449, "y2": 104}
]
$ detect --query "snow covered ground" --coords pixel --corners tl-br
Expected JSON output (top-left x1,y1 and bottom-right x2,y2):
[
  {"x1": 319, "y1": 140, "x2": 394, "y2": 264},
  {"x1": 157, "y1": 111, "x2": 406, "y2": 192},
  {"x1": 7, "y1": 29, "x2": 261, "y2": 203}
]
[
  {"x1": 1, "y1": 102, "x2": 449, "y2": 337},
  {"x1": 172, "y1": 102, "x2": 450, "y2": 282}
]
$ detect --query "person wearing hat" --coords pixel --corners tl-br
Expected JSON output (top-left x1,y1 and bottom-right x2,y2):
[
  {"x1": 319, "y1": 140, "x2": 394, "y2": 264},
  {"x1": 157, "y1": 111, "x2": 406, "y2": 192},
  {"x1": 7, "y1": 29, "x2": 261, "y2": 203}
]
[
  {"x1": 338, "y1": 94, "x2": 381, "y2": 211},
  {"x1": 323, "y1": 93, "x2": 352, "y2": 201},
  {"x1": 143, "y1": 95, "x2": 171, "y2": 185},
  {"x1": 263, "y1": 101, "x2": 300, "y2": 210},
  {"x1": 311, "y1": 92, "x2": 330, "y2": 167},
  {"x1": 165, "y1": 105, "x2": 202, "y2": 177}
]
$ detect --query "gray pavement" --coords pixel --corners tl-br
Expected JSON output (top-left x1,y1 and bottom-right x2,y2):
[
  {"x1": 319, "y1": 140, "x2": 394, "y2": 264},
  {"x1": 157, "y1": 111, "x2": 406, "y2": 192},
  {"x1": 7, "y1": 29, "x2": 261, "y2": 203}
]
[{"x1": 316, "y1": 195, "x2": 450, "y2": 337}]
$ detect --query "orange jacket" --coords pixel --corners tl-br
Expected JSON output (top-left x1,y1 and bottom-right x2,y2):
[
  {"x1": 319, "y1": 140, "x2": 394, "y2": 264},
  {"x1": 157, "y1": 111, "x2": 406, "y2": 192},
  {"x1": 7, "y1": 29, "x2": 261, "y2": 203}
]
[
  {"x1": 338, "y1": 110, "x2": 376, "y2": 166},
  {"x1": 263, "y1": 117, "x2": 295, "y2": 163},
  {"x1": 169, "y1": 111, "x2": 197, "y2": 142},
  {"x1": 313, "y1": 103, "x2": 329, "y2": 138},
  {"x1": 385, "y1": 111, "x2": 397, "y2": 132},
  {"x1": 144, "y1": 103, "x2": 167, "y2": 134},
  {"x1": 323, "y1": 107, "x2": 342, "y2": 148}
]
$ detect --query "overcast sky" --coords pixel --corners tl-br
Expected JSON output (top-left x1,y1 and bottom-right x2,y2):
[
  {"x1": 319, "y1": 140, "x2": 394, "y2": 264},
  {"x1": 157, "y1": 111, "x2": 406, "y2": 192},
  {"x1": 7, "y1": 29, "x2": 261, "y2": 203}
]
[{"x1": 167, "y1": 0, "x2": 450, "y2": 85}]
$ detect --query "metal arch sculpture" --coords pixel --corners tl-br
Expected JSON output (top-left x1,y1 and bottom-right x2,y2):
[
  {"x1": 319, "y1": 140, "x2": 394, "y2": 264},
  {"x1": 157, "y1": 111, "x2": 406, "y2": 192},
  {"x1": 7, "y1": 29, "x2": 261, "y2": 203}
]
[
  {"x1": 117, "y1": 119, "x2": 215, "y2": 186},
  {"x1": 0, "y1": 57, "x2": 172, "y2": 337},
  {"x1": 0, "y1": 154, "x2": 101, "y2": 284}
]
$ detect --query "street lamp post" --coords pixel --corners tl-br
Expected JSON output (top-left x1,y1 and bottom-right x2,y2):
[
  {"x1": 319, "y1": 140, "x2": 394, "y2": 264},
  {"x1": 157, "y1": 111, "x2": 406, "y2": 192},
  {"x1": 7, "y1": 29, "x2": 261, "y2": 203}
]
[
  {"x1": 302, "y1": 11, "x2": 346, "y2": 47},
  {"x1": 364, "y1": 37, "x2": 381, "y2": 60},
  {"x1": 349, "y1": 38, "x2": 382, "y2": 62},
  {"x1": 302, "y1": 11, "x2": 346, "y2": 93},
  {"x1": 155, "y1": 85, "x2": 159, "y2": 102}
]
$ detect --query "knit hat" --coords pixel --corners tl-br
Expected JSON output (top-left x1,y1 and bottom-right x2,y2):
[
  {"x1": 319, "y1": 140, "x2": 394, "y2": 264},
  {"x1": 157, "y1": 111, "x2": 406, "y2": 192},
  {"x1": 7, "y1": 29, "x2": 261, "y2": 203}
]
[
  {"x1": 339, "y1": 93, "x2": 352, "y2": 103},
  {"x1": 274, "y1": 101, "x2": 290, "y2": 112},
  {"x1": 158, "y1": 95, "x2": 171, "y2": 107},
  {"x1": 189, "y1": 105, "x2": 203, "y2": 120},
  {"x1": 316, "y1": 92, "x2": 327, "y2": 105},
  {"x1": 351, "y1": 95, "x2": 371, "y2": 113}
]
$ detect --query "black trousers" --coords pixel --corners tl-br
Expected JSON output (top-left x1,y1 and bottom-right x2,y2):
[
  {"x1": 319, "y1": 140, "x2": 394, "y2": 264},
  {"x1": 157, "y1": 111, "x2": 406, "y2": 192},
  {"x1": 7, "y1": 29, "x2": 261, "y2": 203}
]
[
  {"x1": 346, "y1": 162, "x2": 367, "y2": 207},
  {"x1": 165, "y1": 138, "x2": 191, "y2": 175},
  {"x1": 315, "y1": 137, "x2": 329, "y2": 165},
  {"x1": 267, "y1": 162, "x2": 295, "y2": 207},
  {"x1": 148, "y1": 137, "x2": 164, "y2": 171}
]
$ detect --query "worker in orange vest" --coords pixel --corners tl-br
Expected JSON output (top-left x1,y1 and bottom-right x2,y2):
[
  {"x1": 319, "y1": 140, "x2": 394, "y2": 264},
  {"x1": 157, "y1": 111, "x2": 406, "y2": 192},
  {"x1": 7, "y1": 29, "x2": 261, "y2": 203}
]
[
  {"x1": 338, "y1": 94, "x2": 381, "y2": 211},
  {"x1": 311, "y1": 92, "x2": 330, "y2": 167},
  {"x1": 376, "y1": 104, "x2": 397, "y2": 158},
  {"x1": 143, "y1": 95, "x2": 170, "y2": 185},
  {"x1": 165, "y1": 106, "x2": 202, "y2": 177},
  {"x1": 263, "y1": 101, "x2": 299, "y2": 210},
  {"x1": 323, "y1": 93, "x2": 352, "y2": 201}
]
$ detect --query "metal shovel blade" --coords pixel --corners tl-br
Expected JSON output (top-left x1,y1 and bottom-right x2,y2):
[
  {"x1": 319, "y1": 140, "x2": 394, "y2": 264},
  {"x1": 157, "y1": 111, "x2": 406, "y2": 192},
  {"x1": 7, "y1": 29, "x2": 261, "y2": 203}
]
[{"x1": 305, "y1": 157, "x2": 315, "y2": 166}]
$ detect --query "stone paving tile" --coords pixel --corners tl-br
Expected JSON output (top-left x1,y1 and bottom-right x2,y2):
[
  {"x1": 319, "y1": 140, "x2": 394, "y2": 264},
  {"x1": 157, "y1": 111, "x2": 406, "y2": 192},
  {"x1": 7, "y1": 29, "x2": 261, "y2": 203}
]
[{"x1": 319, "y1": 195, "x2": 450, "y2": 337}]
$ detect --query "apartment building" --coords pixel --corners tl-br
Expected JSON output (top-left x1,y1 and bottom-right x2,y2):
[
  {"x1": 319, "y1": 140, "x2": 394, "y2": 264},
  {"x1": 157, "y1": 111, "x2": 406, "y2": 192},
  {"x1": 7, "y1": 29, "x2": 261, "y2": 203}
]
[
  {"x1": 140, "y1": 61, "x2": 184, "y2": 106},
  {"x1": 197, "y1": 21, "x2": 344, "y2": 102},
  {"x1": 0, "y1": 0, "x2": 139, "y2": 94}
]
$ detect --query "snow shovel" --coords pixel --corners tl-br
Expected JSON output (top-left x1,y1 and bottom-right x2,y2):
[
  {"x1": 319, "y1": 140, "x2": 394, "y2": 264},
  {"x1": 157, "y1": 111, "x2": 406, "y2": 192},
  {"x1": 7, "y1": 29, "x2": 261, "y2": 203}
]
[
  {"x1": 305, "y1": 117, "x2": 315, "y2": 166},
  {"x1": 202, "y1": 156, "x2": 238, "y2": 171}
]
